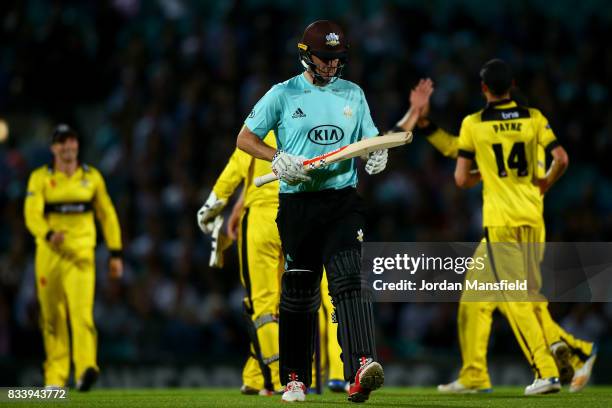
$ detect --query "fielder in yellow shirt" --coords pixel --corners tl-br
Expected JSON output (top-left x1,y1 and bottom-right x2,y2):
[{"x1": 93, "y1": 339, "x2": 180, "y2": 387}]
[
  {"x1": 400, "y1": 74, "x2": 596, "y2": 395},
  {"x1": 24, "y1": 124, "x2": 123, "y2": 391},
  {"x1": 196, "y1": 131, "x2": 346, "y2": 394}
]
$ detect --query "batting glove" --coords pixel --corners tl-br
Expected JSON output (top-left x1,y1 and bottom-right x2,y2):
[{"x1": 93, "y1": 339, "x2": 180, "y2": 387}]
[
  {"x1": 272, "y1": 150, "x2": 311, "y2": 185},
  {"x1": 365, "y1": 149, "x2": 388, "y2": 175},
  {"x1": 197, "y1": 191, "x2": 226, "y2": 234},
  {"x1": 209, "y1": 215, "x2": 232, "y2": 268}
]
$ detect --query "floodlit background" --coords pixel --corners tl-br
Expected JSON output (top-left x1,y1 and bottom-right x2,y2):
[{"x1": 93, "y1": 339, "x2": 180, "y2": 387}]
[{"x1": 0, "y1": 0, "x2": 610, "y2": 387}]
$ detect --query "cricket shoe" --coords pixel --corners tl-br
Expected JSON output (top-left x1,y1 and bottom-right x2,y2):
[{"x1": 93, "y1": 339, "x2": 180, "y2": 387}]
[
  {"x1": 570, "y1": 344, "x2": 597, "y2": 393},
  {"x1": 437, "y1": 380, "x2": 492, "y2": 394},
  {"x1": 240, "y1": 384, "x2": 259, "y2": 395},
  {"x1": 550, "y1": 341, "x2": 574, "y2": 385},
  {"x1": 524, "y1": 377, "x2": 561, "y2": 395},
  {"x1": 348, "y1": 358, "x2": 384, "y2": 403},
  {"x1": 281, "y1": 378, "x2": 306, "y2": 402},
  {"x1": 76, "y1": 367, "x2": 99, "y2": 392},
  {"x1": 258, "y1": 389, "x2": 277, "y2": 396},
  {"x1": 328, "y1": 379, "x2": 349, "y2": 393}
]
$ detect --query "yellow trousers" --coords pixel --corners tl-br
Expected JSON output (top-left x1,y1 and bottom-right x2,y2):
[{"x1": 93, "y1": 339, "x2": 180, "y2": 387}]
[
  {"x1": 532, "y1": 302, "x2": 593, "y2": 368},
  {"x1": 35, "y1": 243, "x2": 97, "y2": 387},
  {"x1": 239, "y1": 206, "x2": 283, "y2": 391},
  {"x1": 458, "y1": 226, "x2": 592, "y2": 388}
]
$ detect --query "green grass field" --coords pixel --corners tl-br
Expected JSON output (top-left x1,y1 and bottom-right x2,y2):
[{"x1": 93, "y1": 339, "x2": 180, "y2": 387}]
[{"x1": 3, "y1": 387, "x2": 612, "y2": 408}]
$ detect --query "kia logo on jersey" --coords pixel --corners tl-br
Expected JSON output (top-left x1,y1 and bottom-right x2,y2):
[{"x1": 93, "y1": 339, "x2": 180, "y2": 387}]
[{"x1": 307, "y1": 125, "x2": 344, "y2": 145}]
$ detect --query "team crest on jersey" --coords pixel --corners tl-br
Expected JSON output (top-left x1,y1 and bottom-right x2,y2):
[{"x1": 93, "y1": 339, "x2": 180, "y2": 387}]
[
  {"x1": 356, "y1": 229, "x2": 364, "y2": 242},
  {"x1": 343, "y1": 105, "x2": 353, "y2": 118},
  {"x1": 81, "y1": 179, "x2": 90, "y2": 187},
  {"x1": 325, "y1": 33, "x2": 340, "y2": 46}
]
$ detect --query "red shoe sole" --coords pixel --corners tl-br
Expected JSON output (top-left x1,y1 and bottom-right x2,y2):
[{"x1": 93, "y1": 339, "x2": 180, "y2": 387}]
[{"x1": 348, "y1": 362, "x2": 384, "y2": 403}]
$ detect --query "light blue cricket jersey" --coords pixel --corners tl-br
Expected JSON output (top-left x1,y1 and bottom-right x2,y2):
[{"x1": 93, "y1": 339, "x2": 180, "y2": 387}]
[{"x1": 244, "y1": 73, "x2": 379, "y2": 193}]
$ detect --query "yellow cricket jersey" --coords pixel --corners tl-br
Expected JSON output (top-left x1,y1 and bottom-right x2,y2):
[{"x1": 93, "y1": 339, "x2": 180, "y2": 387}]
[
  {"x1": 24, "y1": 164, "x2": 122, "y2": 255},
  {"x1": 457, "y1": 99, "x2": 559, "y2": 227},
  {"x1": 422, "y1": 123, "x2": 546, "y2": 177},
  {"x1": 213, "y1": 131, "x2": 279, "y2": 208}
]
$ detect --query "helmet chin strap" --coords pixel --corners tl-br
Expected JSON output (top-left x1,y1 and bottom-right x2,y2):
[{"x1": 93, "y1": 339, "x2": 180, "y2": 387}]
[
  {"x1": 301, "y1": 59, "x2": 335, "y2": 86},
  {"x1": 311, "y1": 70, "x2": 332, "y2": 86}
]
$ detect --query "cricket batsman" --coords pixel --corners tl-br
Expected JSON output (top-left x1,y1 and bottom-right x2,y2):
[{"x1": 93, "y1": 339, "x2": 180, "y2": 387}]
[
  {"x1": 197, "y1": 131, "x2": 346, "y2": 395},
  {"x1": 236, "y1": 20, "x2": 386, "y2": 403},
  {"x1": 24, "y1": 124, "x2": 123, "y2": 390}
]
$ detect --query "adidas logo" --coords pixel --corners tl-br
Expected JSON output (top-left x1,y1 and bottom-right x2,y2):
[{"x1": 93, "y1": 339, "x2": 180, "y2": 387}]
[{"x1": 292, "y1": 108, "x2": 306, "y2": 118}]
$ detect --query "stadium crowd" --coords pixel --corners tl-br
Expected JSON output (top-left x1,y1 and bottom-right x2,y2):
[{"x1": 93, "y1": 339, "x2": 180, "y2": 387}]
[{"x1": 0, "y1": 0, "x2": 610, "y2": 372}]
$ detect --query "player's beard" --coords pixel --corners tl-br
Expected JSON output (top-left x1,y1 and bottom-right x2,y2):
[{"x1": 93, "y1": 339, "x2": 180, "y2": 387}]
[{"x1": 313, "y1": 66, "x2": 338, "y2": 85}]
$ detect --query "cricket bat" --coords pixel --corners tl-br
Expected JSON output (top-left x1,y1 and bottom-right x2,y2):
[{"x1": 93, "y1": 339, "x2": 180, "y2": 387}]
[{"x1": 254, "y1": 131, "x2": 412, "y2": 187}]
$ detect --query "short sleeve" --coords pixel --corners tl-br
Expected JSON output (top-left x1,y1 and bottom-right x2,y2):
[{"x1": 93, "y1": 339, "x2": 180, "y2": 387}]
[
  {"x1": 534, "y1": 110, "x2": 559, "y2": 154},
  {"x1": 244, "y1": 85, "x2": 283, "y2": 139},
  {"x1": 212, "y1": 148, "x2": 252, "y2": 201},
  {"x1": 426, "y1": 127, "x2": 459, "y2": 159},
  {"x1": 457, "y1": 117, "x2": 476, "y2": 160},
  {"x1": 358, "y1": 88, "x2": 379, "y2": 140}
]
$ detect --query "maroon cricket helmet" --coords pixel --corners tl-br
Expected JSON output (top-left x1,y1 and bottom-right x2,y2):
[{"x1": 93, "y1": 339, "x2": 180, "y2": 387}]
[
  {"x1": 299, "y1": 20, "x2": 349, "y2": 59},
  {"x1": 298, "y1": 20, "x2": 349, "y2": 83}
]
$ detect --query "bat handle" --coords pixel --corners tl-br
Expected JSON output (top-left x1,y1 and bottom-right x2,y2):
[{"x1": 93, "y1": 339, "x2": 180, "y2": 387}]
[{"x1": 254, "y1": 172, "x2": 278, "y2": 187}]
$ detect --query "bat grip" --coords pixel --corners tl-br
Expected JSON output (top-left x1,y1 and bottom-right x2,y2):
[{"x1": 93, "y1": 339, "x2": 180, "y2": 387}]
[{"x1": 254, "y1": 172, "x2": 278, "y2": 187}]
